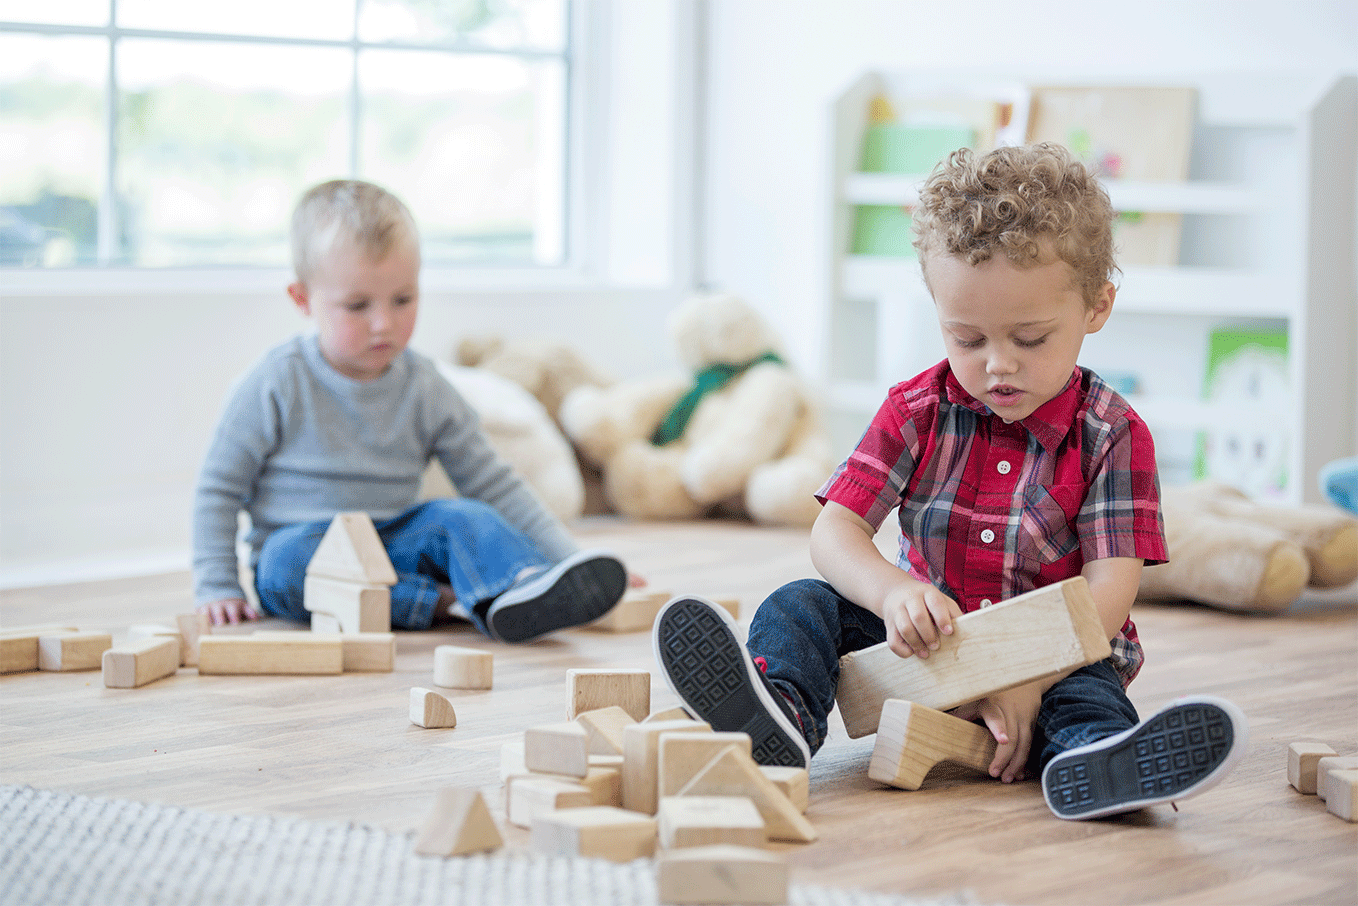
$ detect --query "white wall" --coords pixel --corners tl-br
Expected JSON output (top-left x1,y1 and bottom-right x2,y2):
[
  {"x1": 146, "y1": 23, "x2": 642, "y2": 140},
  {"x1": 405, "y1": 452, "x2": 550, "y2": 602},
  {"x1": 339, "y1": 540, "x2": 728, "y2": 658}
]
[{"x1": 701, "y1": 0, "x2": 1358, "y2": 372}]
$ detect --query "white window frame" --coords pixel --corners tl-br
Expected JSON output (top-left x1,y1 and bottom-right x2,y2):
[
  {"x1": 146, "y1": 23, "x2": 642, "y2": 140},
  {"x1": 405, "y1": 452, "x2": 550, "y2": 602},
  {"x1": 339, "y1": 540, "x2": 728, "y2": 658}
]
[{"x1": 0, "y1": 0, "x2": 701, "y2": 298}]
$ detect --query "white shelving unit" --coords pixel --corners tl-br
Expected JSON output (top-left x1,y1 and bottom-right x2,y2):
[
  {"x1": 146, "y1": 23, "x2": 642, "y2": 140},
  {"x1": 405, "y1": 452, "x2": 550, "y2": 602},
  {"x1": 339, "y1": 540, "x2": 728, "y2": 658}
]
[{"x1": 821, "y1": 71, "x2": 1357, "y2": 504}]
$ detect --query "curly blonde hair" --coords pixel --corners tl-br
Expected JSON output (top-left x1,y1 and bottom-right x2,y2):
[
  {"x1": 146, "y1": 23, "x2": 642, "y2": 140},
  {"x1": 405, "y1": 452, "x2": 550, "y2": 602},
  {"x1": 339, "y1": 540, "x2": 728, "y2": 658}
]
[
  {"x1": 911, "y1": 143, "x2": 1118, "y2": 307},
  {"x1": 291, "y1": 179, "x2": 419, "y2": 283}
]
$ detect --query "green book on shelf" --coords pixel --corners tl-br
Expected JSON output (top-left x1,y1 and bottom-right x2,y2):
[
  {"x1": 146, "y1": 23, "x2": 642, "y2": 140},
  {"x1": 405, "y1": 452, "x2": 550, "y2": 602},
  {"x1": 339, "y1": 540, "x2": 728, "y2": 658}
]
[
  {"x1": 851, "y1": 205, "x2": 916, "y2": 257},
  {"x1": 859, "y1": 124, "x2": 975, "y2": 174}
]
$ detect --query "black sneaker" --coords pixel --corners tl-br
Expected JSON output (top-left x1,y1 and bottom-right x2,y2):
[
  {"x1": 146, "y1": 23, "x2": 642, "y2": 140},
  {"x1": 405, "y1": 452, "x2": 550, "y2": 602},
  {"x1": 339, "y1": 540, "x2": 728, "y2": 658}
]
[
  {"x1": 1042, "y1": 695, "x2": 1248, "y2": 820},
  {"x1": 653, "y1": 595, "x2": 810, "y2": 768},
  {"x1": 485, "y1": 550, "x2": 627, "y2": 643}
]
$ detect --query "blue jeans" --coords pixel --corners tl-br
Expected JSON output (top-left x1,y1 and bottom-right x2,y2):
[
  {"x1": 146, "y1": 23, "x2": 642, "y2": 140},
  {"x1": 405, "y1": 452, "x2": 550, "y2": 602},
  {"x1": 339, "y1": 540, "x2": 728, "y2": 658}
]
[
  {"x1": 747, "y1": 578, "x2": 1140, "y2": 770},
  {"x1": 254, "y1": 499, "x2": 550, "y2": 632}
]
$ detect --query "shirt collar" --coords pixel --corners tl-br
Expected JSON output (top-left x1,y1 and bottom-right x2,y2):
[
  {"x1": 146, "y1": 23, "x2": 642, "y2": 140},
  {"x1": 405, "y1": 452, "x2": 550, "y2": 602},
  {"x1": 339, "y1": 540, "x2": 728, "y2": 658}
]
[{"x1": 944, "y1": 366, "x2": 1083, "y2": 454}]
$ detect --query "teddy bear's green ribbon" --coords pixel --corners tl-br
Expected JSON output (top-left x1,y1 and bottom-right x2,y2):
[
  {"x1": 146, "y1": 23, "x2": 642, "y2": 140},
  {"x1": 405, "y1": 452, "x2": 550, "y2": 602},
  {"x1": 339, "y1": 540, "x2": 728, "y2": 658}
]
[{"x1": 650, "y1": 352, "x2": 785, "y2": 447}]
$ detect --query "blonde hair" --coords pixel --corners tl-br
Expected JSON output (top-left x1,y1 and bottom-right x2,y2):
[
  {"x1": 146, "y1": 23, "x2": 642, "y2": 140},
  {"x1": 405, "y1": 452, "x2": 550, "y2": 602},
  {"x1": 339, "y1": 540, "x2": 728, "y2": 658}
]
[
  {"x1": 291, "y1": 179, "x2": 419, "y2": 283},
  {"x1": 911, "y1": 143, "x2": 1118, "y2": 307}
]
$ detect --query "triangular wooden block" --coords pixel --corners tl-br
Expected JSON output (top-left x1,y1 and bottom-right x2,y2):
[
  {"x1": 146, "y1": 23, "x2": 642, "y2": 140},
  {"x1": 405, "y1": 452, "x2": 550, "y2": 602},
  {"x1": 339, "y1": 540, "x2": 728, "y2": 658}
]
[
  {"x1": 576, "y1": 705, "x2": 636, "y2": 756},
  {"x1": 306, "y1": 512, "x2": 398, "y2": 585},
  {"x1": 410, "y1": 687, "x2": 457, "y2": 728},
  {"x1": 677, "y1": 746, "x2": 817, "y2": 843},
  {"x1": 414, "y1": 788, "x2": 503, "y2": 856}
]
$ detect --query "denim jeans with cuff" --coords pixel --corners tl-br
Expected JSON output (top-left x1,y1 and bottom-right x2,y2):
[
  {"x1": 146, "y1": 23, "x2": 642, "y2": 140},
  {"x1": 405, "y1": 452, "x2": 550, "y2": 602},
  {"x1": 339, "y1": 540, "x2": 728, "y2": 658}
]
[
  {"x1": 254, "y1": 499, "x2": 549, "y2": 632},
  {"x1": 747, "y1": 578, "x2": 1139, "y2": 771}
]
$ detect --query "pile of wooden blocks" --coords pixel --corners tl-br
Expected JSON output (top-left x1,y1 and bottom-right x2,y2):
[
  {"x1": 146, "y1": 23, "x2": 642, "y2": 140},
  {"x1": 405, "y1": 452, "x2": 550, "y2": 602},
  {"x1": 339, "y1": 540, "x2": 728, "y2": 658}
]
[
  {"x1": 1288, "y1": 741, "x2": 1357, "y2": 822},
  {"x1": 414, "y1": 668, "x2": 812, "y2": 905}
]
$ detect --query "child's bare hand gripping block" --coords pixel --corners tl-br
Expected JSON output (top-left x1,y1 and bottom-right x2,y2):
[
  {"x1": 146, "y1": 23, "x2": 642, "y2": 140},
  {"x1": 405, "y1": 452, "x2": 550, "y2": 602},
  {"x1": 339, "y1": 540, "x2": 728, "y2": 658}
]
[{"x1": 835, "y1": 577, "x2": 1111, "y2": 738}]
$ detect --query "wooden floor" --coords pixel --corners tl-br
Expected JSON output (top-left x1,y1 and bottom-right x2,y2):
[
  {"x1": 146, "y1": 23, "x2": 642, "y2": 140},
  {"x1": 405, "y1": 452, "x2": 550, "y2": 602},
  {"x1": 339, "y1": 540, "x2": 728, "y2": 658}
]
[{"x1": 2, "y1": 518, "x2": 1355, "y2": 905}]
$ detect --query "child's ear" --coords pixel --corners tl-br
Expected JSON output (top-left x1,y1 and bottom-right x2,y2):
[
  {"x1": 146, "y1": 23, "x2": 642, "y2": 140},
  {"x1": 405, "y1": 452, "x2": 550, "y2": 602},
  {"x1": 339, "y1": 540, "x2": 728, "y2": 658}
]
[
  {"x1": 287, "y1": 281, "x2": 311, "y2": 315},
  {"x1": 1085, "y1": 281, "x2": 1115, "y2": 334}
]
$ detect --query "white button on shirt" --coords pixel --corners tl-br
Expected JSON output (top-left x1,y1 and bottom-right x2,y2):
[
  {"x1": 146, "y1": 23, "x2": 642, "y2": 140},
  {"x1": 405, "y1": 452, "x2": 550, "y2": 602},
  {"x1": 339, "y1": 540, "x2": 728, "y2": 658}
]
[
  {"x1": 997, "y1": 460, "x2": 1012, "y2": 475},
  {"x1": 980, "y1": 598, "x2": 993, "y2": 608},
  {"x1": 980, "y1": 528, "x2": 996, "y2": 543}
]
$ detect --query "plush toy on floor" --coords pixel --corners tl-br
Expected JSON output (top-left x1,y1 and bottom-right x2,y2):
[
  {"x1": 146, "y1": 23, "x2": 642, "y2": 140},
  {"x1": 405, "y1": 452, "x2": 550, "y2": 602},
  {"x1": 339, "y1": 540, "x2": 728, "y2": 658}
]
[
  {"x1": 455, "y1": 335, "x2": 613, "y2": 427},
  {"x1": 559, "y1": 292, "x2": 835, "y2": 527},
  {"x1": 1137, "y1": 480, "x2": 1358, "y2": 612}
]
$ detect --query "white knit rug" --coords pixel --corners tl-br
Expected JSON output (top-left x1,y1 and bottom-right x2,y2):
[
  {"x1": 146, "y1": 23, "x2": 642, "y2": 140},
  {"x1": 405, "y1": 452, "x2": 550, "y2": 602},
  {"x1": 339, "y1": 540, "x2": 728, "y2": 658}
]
[{"x1": 0, "y1": 786, "x2": 976, "y2": 906}]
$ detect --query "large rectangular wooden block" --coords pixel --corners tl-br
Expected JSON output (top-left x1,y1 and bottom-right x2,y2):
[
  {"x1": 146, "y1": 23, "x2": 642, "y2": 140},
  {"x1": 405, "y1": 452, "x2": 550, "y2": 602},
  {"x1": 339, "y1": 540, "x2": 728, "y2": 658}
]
[
  {"x1": 657, "y1": 795, "x2": 766, "y2": 850},
  {"x1": 659, "y1": 731, "x2": 753, "y2": 798},
  {"x1": 622, "y1": 719, "x2": 711, "y2": 815},
  {"x1": 1, "y1": 626, "x2": 78, "y2": 674},
  {"x1": 567, "y1": 668, "x2": 651, "y2": 722},
  {"x1": 656, "y1": 844, "x2": 788, "y2": 905},
  {"x1": 38, "y1": 630, "x2": 112, "y2": 672},
  {"x1": 525, "y1": 722, "x2": 591, "y2": 778},
  {"x1": 253, "y1": 630, "x2": 395, "y2": 672},
  {"x1": 835, "y1": 577, "x2": 1111, "y2": 738},
  {"x1": 530, "y1": 806, "x2": 657, "y2": 862},
  {"x1": 197, "y1": 635, "x2": 343, "y2": 675},
  {"x1": 102, "y1": 637, "x2": 180, "y2": 689}
]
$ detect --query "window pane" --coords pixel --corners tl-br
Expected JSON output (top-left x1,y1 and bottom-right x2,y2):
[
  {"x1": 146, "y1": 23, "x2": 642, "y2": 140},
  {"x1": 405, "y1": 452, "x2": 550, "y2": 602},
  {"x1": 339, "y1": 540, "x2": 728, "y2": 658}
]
[
  {"x1": 0, "y1": 34, "x2": 105, "y2": 266},
  {"x1": 358, "y1": 0, "x2": 565, "y2": 51},
  {"x1": 359, "y1": 49, "x2": 565, "y2": 265},
  {"x1": 0, "y1": 0, "x2": 108, "y2": 27},
  {"x1": 116, "y1": 39, "x2": 351, "y2": 267},
  {"x1": 117, "y1": 0, "x2": 355, "y2": 42}
]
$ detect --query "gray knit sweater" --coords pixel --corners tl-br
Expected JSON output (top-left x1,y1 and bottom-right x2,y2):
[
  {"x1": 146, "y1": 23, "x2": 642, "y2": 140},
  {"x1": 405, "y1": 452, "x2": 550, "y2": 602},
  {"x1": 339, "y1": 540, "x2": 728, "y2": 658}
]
[{"x1": 192, "y1": 335, "x2": 578, "y2": 604}]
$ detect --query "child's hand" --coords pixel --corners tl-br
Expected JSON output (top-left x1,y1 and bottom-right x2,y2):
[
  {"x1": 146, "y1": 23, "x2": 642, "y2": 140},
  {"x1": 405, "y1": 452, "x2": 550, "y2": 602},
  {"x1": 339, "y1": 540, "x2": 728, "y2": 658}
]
[
  {"x1": 880, "y1": 580, "x2": 961, "y2": 659},
  {"x1": 627, "y1": 572, "x2": 648, "y2": 588},
  {"x1": 953, "y1": 681, "x2": 1045, "y2": 783},
  {"x1": 198, "y1": 597, "x2": 259, "y2": 626}
]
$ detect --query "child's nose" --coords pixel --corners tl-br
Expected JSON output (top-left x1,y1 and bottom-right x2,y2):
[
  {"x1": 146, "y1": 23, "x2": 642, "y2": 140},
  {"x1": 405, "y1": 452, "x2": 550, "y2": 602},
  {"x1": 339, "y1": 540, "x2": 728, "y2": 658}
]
[{"x1": 986, "y1": 347, "x2": 1018, "y2": 375}]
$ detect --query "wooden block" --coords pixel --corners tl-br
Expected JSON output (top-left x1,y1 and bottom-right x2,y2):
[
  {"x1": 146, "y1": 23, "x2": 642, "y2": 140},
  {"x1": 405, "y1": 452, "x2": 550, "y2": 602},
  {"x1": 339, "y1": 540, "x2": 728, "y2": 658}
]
[
  {"x1": 127, "y1": 624, "x2": 180, "y2": 644},
  {"x1": 254, "y1": 630, "x2": 395, "y2": 672},
  {"x1": 1316, "y1": 756, "x2": 1358, "y2": 801},
  {"x1": 524, "y1": 721, "x2": 590, "y2": 777},
  {"x1": 575, "y1": 705, "x2": 636, "y2": 755},
  {"x1": 175, "y1": 613, "x2": 210, "y2": 667},
  {"x1": 310, "y1": 612, "x2": 342, "y2": 634},
  {"x1": 645, "y1": 706, "x2": 693, "y2": 723},
  {"x1": 657, "y1": 795, "x2": 766, "y2": 850},
  {"x1": 305, "y1": 511, "x2": 398, "y2": 584},
  {"x1": 507, "y1": 776, "x2": 593, "y2": 829},
  {"x1": 197, "y1": 636, "x2": 343, "y2": 675},
  {"x1": 660, "y1": 731, "x2": 753, "y2": 797},
  {"x1": 410, "y1": 687, "x2": 457, "y2": 728},
  {"x1": 38, "y1": 631, "x2": 112, "y2": 672},
  {"x1": 583, "y1": 589, "x2": 669, "y2": 633},
  {"x1": 101, "y1": 637, "x2": 180, "y2": 689},
  {"x1": 506, "y1": 764, "x2": 622, "y2": 809},
  {"x1": 433, "y1": 645, "x2": 493, "y2": 689},
  {"x1": 759, "y1": 766, "x2": 809, "y2": 813},
  {"x1": 303, "y1": 575, "x2": 391, "y2": 634},
  {"x1": 0, "y1": 626, "x2": 78, "y2": 674},
  {"x1": 566, "y1": 668, "x2": 650, "y2": 722},
  {"x1": 1288, "y1": 741, "x2": 1338, "y2": 794},
  {"x1": 869, "y1": 699, "x2": 998, "y2": 790},
  {"x1": 678, "y1": 746, "x2": 817, "y2": 843},
  {"x1": 530, "y1": 806, "x2": 657, "y2": 862},
  {"x1": 836, "y1": 577, "x2": 1111, "y2": 738},
  {"x1": 656, "y1": 844, "x2": 788, "y2": 905},
  {"x1": 1323, "y1": 769, "x2": 1358, "y2": 822},
  {"x1": 622, "y1": 719, "x2": 711, "y2": 814},
  {"x1": 413, "y1": 788, "x2": 502, "y2": 856}
]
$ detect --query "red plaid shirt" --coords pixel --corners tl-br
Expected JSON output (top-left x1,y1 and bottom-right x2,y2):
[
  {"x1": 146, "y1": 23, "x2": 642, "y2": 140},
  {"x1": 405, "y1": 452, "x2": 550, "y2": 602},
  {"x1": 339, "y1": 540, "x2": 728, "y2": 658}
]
[{"x1": 818, "y1": 360, "x2": 1167, "y2": 686}]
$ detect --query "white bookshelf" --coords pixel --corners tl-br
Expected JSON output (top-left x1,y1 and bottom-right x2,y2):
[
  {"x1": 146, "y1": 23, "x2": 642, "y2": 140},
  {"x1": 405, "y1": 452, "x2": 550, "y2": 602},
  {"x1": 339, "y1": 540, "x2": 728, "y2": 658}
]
[{"x1": 821, "y1": 71, "x2": 1357, "y2": 504}]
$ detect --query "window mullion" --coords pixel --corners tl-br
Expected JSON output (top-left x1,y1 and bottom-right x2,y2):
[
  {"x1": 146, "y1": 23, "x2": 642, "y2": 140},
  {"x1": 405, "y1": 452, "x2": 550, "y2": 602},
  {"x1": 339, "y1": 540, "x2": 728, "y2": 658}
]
[{"x1": 99, "y1": 9, "x2": 118, "y2": 265}]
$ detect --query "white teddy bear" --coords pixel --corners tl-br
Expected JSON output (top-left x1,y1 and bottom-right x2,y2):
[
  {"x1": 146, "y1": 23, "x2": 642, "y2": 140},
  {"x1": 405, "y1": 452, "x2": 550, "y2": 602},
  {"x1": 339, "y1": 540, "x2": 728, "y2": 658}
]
[{"x1": 559, "y1": 292, "x2": 834, "y2": 527}]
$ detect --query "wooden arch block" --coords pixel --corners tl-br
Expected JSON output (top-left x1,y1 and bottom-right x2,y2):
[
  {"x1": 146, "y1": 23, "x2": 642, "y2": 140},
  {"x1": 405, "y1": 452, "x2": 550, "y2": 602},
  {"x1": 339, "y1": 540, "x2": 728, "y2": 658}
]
[
  {"x1": 410, "y1": 687, "x2": 457, "y2": 728},
  {"x1": 869, "y1": 699, "x2": 997, "y2": 790}
]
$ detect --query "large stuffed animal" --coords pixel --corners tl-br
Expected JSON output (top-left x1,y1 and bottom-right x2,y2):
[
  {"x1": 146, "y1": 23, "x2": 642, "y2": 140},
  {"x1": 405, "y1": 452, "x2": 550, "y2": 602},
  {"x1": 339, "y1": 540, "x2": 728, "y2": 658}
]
[
  {"x1": 1137, "y1": 480, "x2": 1358, "y2": 612},
  {"x1": 559, "y1": 293, "x2": 835, "y2": 527}
]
